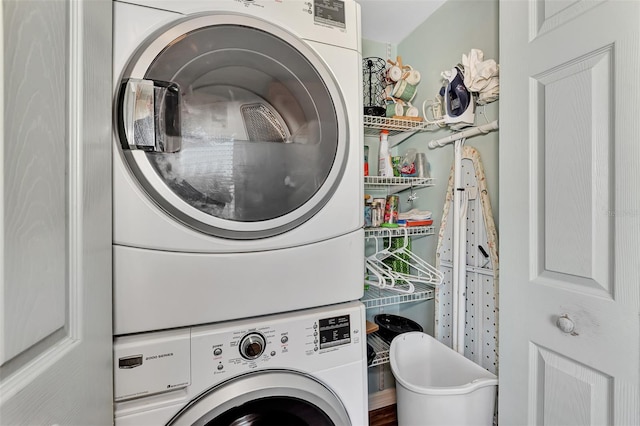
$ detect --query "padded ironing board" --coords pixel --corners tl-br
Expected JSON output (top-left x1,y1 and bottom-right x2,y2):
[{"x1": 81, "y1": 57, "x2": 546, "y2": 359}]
[{"x1": 435, "y1": 145, "x2": 499, "y2": 375}]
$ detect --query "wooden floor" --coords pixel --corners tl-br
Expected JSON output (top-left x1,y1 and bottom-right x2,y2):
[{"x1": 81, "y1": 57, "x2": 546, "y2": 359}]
[{"x1": 368, "y1": 404, "x2": 398, "y2": 426}]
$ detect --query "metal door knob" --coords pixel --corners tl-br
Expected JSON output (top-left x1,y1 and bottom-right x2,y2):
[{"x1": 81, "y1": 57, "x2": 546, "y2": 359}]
[{"x1": 556, "y1": 314, "x2": 575, "y2": 334}]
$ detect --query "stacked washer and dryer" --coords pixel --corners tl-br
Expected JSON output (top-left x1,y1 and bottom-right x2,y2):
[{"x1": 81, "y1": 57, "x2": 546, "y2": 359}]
[{"x1": 111, "y1": 0, "x2": 367, "y2": 424}]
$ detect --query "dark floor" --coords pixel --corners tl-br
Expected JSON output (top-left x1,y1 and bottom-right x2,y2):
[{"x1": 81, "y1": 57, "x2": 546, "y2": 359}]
[{"x1": 368, "y1": 404, "x2": 398, "y2": 426}]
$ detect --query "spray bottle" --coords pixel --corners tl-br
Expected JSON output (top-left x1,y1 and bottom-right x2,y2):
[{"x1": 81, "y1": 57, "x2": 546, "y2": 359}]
[{"x1": 378, "y1": 129, "x2": 394, "y2": 177}]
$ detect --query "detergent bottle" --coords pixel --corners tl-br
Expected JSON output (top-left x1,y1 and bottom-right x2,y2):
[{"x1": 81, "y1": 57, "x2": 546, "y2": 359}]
[{"x1": 378, "y1": 129, "x2": 394, "y2": 177}]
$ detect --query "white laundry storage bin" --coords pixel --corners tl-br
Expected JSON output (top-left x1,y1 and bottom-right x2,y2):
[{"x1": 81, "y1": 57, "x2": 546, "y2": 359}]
[{"x1": 390, "y1": 332, "x2": 497, "y2": 426}]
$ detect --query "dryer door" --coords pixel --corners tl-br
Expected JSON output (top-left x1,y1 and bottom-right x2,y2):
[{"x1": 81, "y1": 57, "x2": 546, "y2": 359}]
[
  {"x1": 167, "y1": 370, "x2": 352, "y2": 426},
  {"x1": 115, "y1": 14, "x2": 349, "y2": 240}
]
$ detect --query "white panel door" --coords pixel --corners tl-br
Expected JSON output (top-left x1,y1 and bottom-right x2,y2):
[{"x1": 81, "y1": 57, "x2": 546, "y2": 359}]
[
  {"x1": 0, "y1": 0, "x2": 113, "y2": 424},
  {"x1": 499, "y1": 0, "x2": 640, "y2": 424}
]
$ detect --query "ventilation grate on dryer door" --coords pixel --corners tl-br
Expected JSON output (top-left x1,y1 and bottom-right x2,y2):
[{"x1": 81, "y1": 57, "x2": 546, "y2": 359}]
[{"x1": 241, "y1": 103, "x2": 290, "y2": 143}]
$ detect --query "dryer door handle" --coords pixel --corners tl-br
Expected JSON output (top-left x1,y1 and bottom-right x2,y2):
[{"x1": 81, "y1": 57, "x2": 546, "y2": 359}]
[{"x1": 118, "y1": 78, "x2": 182, "y2": 153}]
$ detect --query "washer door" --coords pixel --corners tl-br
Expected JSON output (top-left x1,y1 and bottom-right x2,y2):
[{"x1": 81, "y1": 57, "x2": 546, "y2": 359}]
[
  {"x1": 116, "y1": 14, "x2": 349, "y2": 239},
  {"x1": 167, "y1": 370, "x2": 351, "y2": 426}
]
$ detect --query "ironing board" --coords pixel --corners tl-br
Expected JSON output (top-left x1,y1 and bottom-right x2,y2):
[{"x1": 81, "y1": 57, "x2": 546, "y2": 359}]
[{"x1": 435, "y1": 145, "x2": 499, "y2": 375}]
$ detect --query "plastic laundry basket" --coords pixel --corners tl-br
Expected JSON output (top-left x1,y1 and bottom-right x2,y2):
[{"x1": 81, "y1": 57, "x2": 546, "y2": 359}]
[{"x1": 390, "y1": 332, "x2": 497, "y2": 426}]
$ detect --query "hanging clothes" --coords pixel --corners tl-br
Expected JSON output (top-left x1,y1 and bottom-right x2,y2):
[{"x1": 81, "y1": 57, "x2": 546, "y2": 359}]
[{"x1": 461, "y1": 48, "x2": 499, "y2": 105}]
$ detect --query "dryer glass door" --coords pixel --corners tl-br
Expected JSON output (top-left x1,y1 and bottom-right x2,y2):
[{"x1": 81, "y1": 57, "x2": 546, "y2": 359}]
[{"x1": 116, "y1": 16, "x2": 348, "y2": 239}]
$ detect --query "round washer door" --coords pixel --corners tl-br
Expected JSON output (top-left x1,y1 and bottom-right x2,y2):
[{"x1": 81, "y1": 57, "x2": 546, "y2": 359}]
[
  {"x1": 167, "y1": 370, "x2": 351, "y2": 426},
  {"x1": 116, "y1": 14, "x2": 349, "y2": 240}
]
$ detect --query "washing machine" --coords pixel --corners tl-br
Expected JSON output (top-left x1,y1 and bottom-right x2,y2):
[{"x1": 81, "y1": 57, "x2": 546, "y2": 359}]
[
  {"x1": 112, "y1": 0, "x2": 364, "y2": 335},
  {"x1": 113, "y1": 301, "x2": 367, "y2": 425}
]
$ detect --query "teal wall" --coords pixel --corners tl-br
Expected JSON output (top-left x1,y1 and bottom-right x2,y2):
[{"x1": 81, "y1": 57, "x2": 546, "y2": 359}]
[
  {"x1": 362, "y1": 0, "x2": 499, "y2": 269},
  {"x1": 362, "y1": 38, "x2": 395, "y2": 62},
  {"x1": 362, "y1": 0, "x2": 499, "y2": 397}
]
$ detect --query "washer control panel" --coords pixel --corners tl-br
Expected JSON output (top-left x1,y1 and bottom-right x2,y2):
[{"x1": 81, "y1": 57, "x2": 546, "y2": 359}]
[
  {"x1": 239, "y1": 332, "x2": 266, "y2": 360},
  {"x1": 317, "y1": 313, "x2": 351, "y2": 350},
  {"x1": 114, "y1": 328, "x2": 191, "y2": 402},
  {"x1": 114, "y1": 302, "x2": 365, "y2": 403},
  {"x1": 189, "y1": 302, "x2": 364, "y2": 389}
]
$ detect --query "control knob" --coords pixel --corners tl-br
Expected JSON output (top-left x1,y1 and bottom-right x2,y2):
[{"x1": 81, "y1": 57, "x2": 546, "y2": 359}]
[{"x1": 240, "y1": 333, "x2": 266, "y2": 360}]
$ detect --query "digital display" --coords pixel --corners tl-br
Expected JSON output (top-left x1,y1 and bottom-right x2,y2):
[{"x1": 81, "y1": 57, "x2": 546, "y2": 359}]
[
  {"x1": 318, "y1": 314, "x2": 350, "y2": 349},
  {"x1": 314, "y1": 0, "x2": 346, "y2": 29}
]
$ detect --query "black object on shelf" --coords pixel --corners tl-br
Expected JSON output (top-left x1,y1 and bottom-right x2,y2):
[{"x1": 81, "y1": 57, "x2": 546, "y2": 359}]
[
  {"x1": 363, "y1": 57, "x2": 386, "y2": 117},
  {"x1": 374, "y1": 314, "x2": 424, "y2": 344},
  {"x1": 367, "y1": 342, "x2": 376, "y2": 366}
]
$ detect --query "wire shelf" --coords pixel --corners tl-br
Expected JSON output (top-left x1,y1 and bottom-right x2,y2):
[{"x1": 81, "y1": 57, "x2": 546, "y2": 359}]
[
  {"x1": 361, "y1": 281, "x2": 435, "y2": 309},
  {"x1": 367, "y1": 332, "x2": 390, "y2": 367},
  {"x1": 364, "y1": 176, "x2": 435, "y2": 192},
  {"x1": 362, "y1": 114, "x2": 438, "y2": 365},
  {"x1": 364, "y1": 115, "x2": 440, "y2": 136},
  {"x1": 364, "y1": 226, "x2": 435, "y2": 238}
]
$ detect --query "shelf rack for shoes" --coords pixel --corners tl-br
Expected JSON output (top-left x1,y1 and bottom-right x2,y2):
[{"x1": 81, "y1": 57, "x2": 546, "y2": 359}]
[{"x1": 367, "y1": 332, "x2": 392, "y2": 367}]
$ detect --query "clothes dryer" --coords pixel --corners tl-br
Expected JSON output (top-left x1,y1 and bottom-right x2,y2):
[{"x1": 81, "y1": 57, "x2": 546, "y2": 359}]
[
  {"x1": 112, "y1": 0, "x2": 364, "y2": 335},
  {"x1": 113, "y1": 301, "x2": 368, "y2": 425}
]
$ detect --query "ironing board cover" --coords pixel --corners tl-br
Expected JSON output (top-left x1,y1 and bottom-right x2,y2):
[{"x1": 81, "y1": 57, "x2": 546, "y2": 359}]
[{"x1": 435, "y1": 145, "x2": 499, "y2": 375}]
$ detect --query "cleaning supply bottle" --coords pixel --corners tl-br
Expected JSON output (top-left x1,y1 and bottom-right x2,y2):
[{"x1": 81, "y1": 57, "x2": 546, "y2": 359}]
[{"x1": 378, "y1": 129, "x2": 394, "y2": 177}]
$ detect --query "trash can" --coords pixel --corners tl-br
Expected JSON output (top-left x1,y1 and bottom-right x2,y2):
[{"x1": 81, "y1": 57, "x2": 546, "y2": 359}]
[{"x1": 390, "y1": 332, "x2": 497, "y2": 426}]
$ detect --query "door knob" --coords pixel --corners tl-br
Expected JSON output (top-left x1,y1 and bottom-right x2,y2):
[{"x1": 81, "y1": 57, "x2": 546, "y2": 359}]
[{"x1": 556, "y1": 314, "x2": 576, "y2": 334}]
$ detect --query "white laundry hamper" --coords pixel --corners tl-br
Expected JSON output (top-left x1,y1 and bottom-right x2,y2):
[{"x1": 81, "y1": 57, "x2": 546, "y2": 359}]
[{"x1": 390, "y1": 332, "x2": 497, "y2": 426}]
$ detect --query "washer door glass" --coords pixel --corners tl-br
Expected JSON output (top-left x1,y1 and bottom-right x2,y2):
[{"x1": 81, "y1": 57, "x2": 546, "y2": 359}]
[
  {"x1": 204, "y1": 396, "x2": 333, "y2": 425},
  {"x1": 116, "y1": 15, "x2": 348, "y2": 239},
  {"x1": 167, "y1": 370, "x2": 352, "y2": 426}
]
